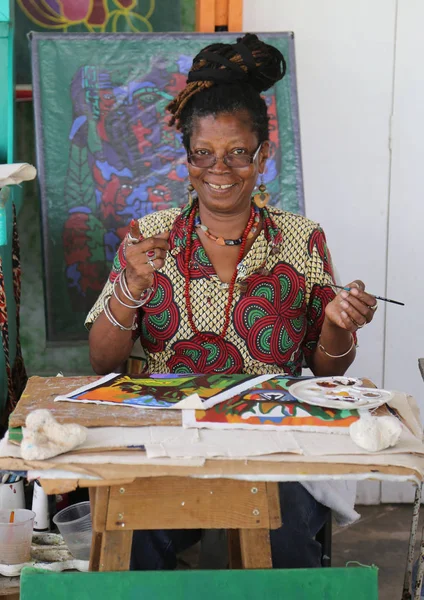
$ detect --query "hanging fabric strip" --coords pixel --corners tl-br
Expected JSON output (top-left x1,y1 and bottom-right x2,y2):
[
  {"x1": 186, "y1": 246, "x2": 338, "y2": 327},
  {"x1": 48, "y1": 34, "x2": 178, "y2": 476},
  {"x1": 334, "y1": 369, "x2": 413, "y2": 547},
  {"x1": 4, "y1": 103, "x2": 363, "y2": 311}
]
[
  {"x1": 0, "y1": 254, "x2": 15, "y2": 416},
  {"x1": 9, "y1": 204, "x2": 27, "y2": 414}
]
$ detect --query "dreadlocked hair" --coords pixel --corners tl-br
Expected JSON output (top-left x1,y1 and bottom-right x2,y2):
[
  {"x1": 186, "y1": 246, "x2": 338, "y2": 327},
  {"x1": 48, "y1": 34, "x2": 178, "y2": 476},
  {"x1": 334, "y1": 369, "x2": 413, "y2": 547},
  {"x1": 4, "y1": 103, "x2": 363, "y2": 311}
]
[{"x1": 166, "y1": 33, "x2": 287, "y2": 149}]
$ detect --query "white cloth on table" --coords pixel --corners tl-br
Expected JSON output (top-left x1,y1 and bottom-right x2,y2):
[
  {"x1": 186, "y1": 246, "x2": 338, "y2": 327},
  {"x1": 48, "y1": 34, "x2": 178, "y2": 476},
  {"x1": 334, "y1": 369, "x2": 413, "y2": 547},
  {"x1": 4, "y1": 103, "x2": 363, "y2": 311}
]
[{"x1": 302, "y1": 480, "x2": 359, "y2": 526}]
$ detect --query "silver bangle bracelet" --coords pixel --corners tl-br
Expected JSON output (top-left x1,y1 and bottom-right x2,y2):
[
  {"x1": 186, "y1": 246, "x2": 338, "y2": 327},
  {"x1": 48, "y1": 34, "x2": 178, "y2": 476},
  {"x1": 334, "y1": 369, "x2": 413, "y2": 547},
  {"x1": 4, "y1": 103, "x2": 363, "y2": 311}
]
[
  {"x1": 103, "y1": 295, "x2": 137, "y2": 331},
  {"x1": 119, "y1": 269, "x2": 154, "y2": 306},
  {"x1": 113, "y1": 281, "x2": 142, "y2": 309},
  {"x1": 318, "y1": 334, "x2": 355, "y2": 359},
  {"x1": 119, "y1": 269, "x2": 140, "y2": 302}
]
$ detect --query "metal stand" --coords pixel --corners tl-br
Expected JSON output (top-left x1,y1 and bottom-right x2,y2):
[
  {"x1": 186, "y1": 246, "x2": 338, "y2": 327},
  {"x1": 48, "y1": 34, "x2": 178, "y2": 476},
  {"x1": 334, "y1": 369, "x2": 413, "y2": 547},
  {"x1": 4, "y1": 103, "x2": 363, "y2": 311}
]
[
  {"x1": 402, "y1": 483, "x2": 423, "y2": 599},
  {"x1": 413, "y1": 360, "x2": 424, "y2": 599}
]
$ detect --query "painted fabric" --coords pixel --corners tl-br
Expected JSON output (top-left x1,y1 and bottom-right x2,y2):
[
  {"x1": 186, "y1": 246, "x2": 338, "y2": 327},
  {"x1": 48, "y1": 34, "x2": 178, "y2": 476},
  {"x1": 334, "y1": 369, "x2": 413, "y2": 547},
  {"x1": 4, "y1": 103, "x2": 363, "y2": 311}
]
[
  {"x1": 30, "y1": 32, "x2": 301, "y2": 340},
  {"x1": 182, "y1": 376, "x2": 359, "y2": 432},
  {"x1": 0, "y1": 257, "x2": 13, "y2": 415},
  {"x1": 54, "y1": 373, "x2": 275, "y2": 409},
  {"x1": 16, "y1": 1, "x2": 182, "y2": 84},
  {"x1": 10, "y1": 205, "x2": 28, "y2": 413},
  {"x1": 0, "y1": 206, "x2": 28, "y2": 418},
  {"x1": 86, "y1": 204, "x2": 337, "y2": 376}
]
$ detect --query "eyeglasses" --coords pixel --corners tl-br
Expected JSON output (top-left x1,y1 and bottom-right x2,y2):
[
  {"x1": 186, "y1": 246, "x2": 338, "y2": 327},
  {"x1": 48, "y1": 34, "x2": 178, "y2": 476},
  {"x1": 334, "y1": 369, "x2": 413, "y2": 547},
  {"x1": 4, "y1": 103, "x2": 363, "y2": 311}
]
[{"x1": 187, "y1": 144, "x2": 262, "y2": 169}]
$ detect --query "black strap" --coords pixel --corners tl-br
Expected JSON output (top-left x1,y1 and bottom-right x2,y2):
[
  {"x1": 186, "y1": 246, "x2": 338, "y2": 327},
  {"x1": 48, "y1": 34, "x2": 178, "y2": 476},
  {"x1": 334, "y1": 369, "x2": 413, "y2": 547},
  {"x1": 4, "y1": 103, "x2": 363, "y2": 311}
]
[
  {"x1": 187, "y1": 68, "x2": 247, "y2": 84},
  {"x1": 187, "y1": 50, "x2": 249, "y2": 85},
  {"x1": 232, "y1": 42, "x2": 258, "y2": 73}
]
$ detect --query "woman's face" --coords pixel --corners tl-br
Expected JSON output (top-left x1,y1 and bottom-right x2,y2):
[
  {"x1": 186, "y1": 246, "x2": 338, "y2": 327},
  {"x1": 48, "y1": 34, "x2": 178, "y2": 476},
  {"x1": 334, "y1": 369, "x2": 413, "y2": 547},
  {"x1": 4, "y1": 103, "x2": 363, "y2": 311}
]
[{"x1": 187, "y1": 110, "x2": 268, "y2": 215}]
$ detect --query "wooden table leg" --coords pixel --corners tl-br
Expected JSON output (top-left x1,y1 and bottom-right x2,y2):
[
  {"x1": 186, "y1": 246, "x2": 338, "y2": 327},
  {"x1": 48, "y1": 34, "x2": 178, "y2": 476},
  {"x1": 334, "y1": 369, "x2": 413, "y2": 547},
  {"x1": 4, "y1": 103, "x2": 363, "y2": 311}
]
[
  {"x1": 89, "y1": 487, "x2": 103, "y2": 571},
  {"x1": 228, "y1": 529, "x2": 242, "y2": 569},
  {"x1": 89, "y1": 486, "x2": 109, "y2": 571},
  {"x1": 98, "y1": 530, "x2": 133, "y2": 571},
  {"x1": 229, "y1": 482, "x2": 280, "y2": 569},
  {"x1": 90, "y1": 486, "x2": 133, "y2": 572},
  {"x1": 239, "y1": 528, "x2": 273, "y2": 569}
]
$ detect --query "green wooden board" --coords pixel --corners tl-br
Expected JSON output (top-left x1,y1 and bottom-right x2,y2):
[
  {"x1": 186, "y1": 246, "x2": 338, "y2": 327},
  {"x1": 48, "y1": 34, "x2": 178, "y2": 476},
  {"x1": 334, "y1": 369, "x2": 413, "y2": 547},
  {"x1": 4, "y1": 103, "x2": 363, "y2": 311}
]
[{"x1": 21, "y1": 566, "x2": 378, "y2": 600}]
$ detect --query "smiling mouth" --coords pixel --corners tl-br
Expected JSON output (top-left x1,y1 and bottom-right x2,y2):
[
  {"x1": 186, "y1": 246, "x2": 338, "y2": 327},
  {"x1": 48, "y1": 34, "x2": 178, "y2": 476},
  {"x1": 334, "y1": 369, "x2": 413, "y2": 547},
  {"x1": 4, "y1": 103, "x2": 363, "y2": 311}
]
[{"x1": 206, "y1": 182, "x2": 237, "y2": 191}]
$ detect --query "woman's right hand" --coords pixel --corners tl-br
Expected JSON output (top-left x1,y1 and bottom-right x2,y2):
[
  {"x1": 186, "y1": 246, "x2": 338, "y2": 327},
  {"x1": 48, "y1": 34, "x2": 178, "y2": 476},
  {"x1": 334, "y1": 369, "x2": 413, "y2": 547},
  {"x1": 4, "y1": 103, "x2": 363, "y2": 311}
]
[{"x1": 124, "y1": 220, "x2": 170, "y2": 297}]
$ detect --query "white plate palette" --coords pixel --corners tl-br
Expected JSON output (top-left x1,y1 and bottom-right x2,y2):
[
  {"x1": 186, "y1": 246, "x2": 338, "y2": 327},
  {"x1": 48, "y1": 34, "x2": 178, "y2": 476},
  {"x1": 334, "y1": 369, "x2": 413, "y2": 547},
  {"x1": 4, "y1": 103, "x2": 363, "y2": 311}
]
[{"x1": 289, "y1": 376, "x2": 394, "y2": 410}]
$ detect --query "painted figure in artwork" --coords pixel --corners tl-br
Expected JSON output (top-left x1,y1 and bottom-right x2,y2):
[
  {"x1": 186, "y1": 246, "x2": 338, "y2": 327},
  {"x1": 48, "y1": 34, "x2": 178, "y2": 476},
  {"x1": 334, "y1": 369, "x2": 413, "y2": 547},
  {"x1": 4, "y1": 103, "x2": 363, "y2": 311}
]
[{"x1": 63, "y1": 63, "x2": 188, "y2": 309}]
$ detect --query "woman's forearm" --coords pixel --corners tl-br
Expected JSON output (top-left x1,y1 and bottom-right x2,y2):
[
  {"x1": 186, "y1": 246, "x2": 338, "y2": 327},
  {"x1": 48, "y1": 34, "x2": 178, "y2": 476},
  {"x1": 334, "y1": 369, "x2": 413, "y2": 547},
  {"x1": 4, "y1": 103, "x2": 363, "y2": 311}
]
[{"x1": 308, "y1": 317, "x2": 356, "y2": 376}]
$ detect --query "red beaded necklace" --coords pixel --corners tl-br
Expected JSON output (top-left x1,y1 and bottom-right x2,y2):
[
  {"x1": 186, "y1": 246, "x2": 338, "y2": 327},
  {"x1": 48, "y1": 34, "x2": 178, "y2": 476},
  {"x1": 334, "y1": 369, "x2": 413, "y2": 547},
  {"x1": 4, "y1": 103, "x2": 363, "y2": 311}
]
[{"x1": 184, "y1": 202, "x2": 256, "y2": 341}]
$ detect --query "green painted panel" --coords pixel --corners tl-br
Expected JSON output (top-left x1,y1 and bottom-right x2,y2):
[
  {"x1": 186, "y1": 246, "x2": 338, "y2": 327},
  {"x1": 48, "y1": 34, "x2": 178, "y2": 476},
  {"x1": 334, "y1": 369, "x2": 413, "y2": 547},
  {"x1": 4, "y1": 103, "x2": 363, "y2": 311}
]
[
  {"x1": 21, "y1": 567, "x2": 378, "y2": 600},
  {"x1": 0, "y1": 0, "x2": 14, "y2": 162},
  {"x1": 31, "y1": 32, "x2": 303, "y2": 342},
  {"x1": 16, "y1": 0, "x2": 194, "y2": 375}
]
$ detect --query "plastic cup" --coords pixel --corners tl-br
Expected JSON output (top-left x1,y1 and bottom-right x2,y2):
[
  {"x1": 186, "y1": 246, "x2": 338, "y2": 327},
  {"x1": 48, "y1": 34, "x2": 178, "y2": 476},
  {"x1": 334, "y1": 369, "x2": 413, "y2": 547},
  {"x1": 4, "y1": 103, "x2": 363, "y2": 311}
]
[
  {"x1": 0, "y1": 480, "x2": 25, "y2": 510},
  {"x1": 53, "y1": 501, "x2": 92, "y2": 560},
  {"x1": 0, "y1": 509, "x2": 35, "y2": 564}
]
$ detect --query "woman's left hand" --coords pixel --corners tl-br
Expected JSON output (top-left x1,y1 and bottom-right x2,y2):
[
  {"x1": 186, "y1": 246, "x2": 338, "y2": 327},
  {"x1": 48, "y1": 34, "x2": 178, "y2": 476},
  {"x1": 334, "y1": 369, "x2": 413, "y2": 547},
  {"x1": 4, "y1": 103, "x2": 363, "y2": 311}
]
[{"x1": 325, "y1": 280, "x2": 378, "y2": 332}]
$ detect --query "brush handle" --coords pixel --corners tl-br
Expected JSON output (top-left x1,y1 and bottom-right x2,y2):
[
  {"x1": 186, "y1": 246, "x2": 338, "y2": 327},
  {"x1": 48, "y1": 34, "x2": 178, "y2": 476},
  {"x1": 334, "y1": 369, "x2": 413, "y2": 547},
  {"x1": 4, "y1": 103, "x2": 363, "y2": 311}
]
[{"x1": 331, "y1": 285, "x2": 404, "y2": 306}]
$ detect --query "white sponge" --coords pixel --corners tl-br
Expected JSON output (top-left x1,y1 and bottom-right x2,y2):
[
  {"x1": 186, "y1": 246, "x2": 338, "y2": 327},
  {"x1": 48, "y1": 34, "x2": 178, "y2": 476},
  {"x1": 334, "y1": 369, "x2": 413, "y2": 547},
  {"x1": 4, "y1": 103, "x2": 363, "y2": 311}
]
[
  {"x1": 21, "y1": 409, "x2": 87, "y2": 461},
  {"x1": 349, "y1": 413, "x2": 402, "y2": 452}
]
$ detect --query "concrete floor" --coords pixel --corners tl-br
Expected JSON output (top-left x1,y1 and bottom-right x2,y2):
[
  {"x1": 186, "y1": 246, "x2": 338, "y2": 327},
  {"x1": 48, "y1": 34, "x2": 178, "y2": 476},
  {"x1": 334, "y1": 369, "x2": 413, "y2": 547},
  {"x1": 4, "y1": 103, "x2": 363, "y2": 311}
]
[
  {"x1": 333, "y1": 504, "x2": 423, "y2": 600},
  {"x1": 178, "y1": 504, "x2": 423, "y2": 598}
]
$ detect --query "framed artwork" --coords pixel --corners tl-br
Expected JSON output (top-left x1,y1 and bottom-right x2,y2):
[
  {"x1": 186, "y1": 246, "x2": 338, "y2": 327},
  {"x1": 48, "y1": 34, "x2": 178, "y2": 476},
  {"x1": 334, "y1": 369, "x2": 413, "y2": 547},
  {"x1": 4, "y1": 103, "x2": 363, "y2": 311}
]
[
  {"x1": 30, "y1": 32, "x2": 304, "y2": 341},
  {"x1": 15, "y1": 0, "x2": 183, "y2": 84}
]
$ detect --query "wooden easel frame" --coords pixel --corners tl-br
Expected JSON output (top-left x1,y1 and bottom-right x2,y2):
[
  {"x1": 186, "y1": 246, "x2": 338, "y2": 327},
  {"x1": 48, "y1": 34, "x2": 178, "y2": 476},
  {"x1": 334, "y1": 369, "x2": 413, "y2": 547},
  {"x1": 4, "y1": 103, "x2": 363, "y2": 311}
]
[{"x1": 196, "y1": 0, "x2": 243, "y2": 32}]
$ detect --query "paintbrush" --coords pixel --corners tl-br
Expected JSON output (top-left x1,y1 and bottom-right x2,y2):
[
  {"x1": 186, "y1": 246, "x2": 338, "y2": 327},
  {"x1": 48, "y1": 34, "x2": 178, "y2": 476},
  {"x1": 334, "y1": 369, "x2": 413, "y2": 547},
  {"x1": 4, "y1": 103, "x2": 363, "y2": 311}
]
[{"x1": 331, "y1": 284, "x2": 405, "y2": 306}]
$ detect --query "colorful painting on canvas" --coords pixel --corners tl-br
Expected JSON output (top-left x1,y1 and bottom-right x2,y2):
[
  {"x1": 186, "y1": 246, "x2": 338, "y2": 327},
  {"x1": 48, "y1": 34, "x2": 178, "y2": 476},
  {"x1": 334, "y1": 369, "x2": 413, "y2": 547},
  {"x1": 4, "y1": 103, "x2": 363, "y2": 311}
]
[
  {"x1": 15, "y1": 0, "x2": 184, "y2": 84},
  {"x1": 182, "y1": 376, "x2": 360, "y2": 431},
  {"x1": 30, "y1": 32, "x2": 303, "y2": 340},
  {"x1": 54, "y1": 372, "x2": 273, "y2": 409}
]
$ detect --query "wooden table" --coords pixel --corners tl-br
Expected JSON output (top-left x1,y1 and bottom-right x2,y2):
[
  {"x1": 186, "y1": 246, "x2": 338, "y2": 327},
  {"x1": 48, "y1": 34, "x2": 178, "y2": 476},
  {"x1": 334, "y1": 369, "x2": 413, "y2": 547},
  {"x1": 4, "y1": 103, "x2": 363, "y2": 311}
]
[
  {"x1": 89, "y1": 477, "x2": 281, "y2": 571},
  {"x1": 4, "y1": 375, "x2": 424, "y2": 597}
]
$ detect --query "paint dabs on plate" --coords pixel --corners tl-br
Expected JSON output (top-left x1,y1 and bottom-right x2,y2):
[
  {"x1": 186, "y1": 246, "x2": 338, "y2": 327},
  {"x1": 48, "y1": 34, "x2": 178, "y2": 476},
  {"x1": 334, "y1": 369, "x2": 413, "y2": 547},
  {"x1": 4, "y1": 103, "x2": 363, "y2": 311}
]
[{"x1": 289, "y1": 377, "x2": 393, "y2": 410}]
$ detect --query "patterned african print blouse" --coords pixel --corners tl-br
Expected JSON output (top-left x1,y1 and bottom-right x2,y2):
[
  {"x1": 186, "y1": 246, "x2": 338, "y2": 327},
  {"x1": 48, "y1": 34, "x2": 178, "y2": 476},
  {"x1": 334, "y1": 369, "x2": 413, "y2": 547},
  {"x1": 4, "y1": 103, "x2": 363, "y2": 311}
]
[{"x1": 85, "y1": 203, "x2": 337, "y2": 376}]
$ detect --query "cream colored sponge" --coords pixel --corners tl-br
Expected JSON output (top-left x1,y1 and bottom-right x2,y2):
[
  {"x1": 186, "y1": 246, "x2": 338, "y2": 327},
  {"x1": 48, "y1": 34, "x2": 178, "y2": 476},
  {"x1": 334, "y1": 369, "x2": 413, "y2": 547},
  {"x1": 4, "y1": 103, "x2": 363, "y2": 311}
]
[{"x1": 21, "y1": 409, "x2": 87, "y2": 461}]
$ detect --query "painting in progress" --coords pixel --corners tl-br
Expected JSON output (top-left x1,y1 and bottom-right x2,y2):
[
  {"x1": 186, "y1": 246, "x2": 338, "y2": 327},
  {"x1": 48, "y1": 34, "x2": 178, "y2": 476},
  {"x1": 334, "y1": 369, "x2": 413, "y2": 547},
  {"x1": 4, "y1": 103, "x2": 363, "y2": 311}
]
[
  {"x1": 54, "y1": 372, "x2": 274, "y2": 409},
  {"x1": 182, "y1": 376, "x2": 360, "y2": 432}
]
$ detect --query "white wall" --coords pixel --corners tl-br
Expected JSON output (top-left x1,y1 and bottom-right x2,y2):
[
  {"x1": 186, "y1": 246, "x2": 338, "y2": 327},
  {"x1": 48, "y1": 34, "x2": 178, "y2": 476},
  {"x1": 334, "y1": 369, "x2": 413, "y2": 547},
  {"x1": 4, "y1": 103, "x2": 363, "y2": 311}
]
[
  {"x1": 380, "y1": 0, "x2": 424, "y2": 503},
  {"x1": 244, "y1": 0, "x2": 424, "y2": 503},
  {"x1": 385, "y1": 0, "x2": 424, "y2": 406},
  {"x1": 244, "y1": 0, "x2": 397, "y2": 389}
]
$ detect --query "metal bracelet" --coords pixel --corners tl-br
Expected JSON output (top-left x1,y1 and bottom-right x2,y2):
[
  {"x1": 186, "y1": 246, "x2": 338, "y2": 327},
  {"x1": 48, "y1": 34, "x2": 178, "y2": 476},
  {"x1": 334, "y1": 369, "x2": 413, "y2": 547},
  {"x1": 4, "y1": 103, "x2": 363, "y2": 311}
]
[
  {"x1": 113, "y1": 279, "x2": 144, "y2": 309},
  {"x1": 103, "y1": 295, "x2": 137, "y2": 331},
  {"x1": 318, "y1": 334, "x2": 355, "y2": 358},
  {"x1": 126, "y1": 231, "x2": 141, "y2": 245},
  {"x1": 119, "y1": 269, "x2": 154, "y2": 306}
]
